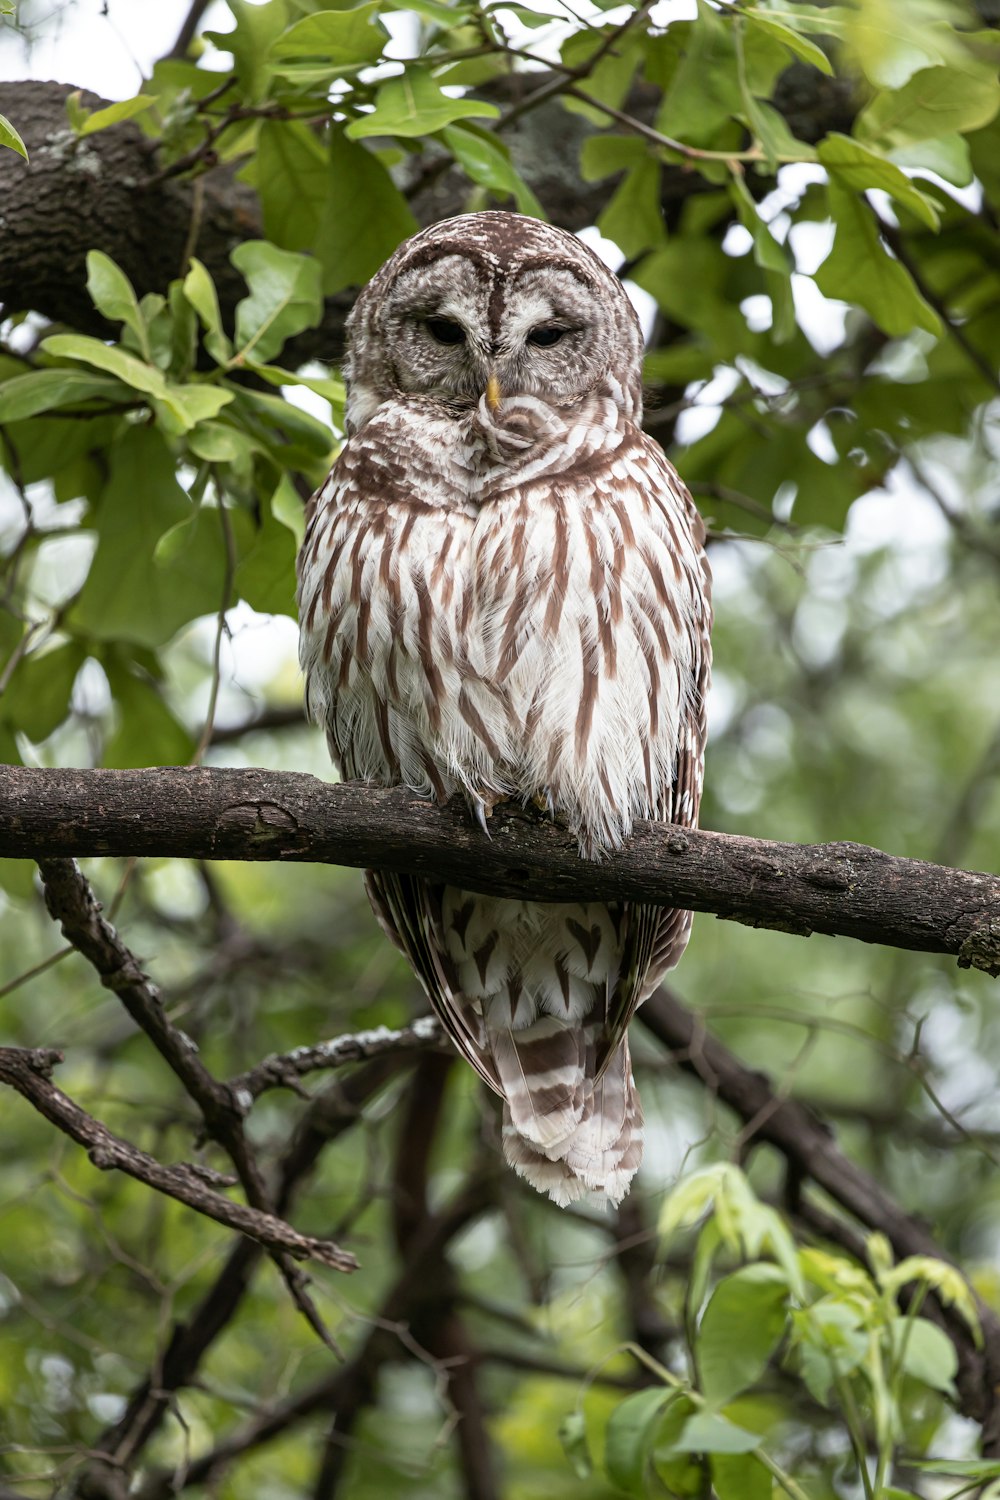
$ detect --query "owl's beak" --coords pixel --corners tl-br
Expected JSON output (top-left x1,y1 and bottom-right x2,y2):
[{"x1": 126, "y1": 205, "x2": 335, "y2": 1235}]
[{"x1": 485, "y1": 370, "x2": 502, "y2": 413}]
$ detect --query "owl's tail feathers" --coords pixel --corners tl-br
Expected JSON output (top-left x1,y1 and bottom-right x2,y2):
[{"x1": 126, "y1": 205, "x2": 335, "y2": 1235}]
[{"x1": 499, "y1": 1037, "x2": 643, "y2": 1208}]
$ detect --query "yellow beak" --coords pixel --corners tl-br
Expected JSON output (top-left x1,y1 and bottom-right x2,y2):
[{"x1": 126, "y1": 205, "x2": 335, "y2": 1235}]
[{"x1": 485, "y1": 370, "x2": 502, "y2": 413}]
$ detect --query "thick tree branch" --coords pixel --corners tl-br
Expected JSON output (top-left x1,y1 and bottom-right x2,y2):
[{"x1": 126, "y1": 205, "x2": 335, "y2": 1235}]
[
  {"x1": 0, "y1": 1044, "x2": 357, "y2": 1272},
  {"x1": 2, "y1": 765, "x2": 998, "y2": 973}
]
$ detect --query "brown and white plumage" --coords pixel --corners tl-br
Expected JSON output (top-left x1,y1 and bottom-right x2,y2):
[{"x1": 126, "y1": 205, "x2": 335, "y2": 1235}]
[{"x1": 297, "y1": 212, "x2": 712, "y2": 1206}]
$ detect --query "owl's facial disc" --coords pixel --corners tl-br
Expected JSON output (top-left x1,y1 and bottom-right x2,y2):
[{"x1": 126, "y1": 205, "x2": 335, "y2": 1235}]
[{"x1": 371, "y1": 246, "x2": 620, "y2": 420}]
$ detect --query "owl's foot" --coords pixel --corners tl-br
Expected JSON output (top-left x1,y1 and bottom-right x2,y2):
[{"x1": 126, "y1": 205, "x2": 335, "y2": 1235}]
[
  {"x1": 531, "y1": 786, "x2": 558, "y2": 819},
  {"x1": 470, "y1": 791, "x2": 509, "y2": 837}
]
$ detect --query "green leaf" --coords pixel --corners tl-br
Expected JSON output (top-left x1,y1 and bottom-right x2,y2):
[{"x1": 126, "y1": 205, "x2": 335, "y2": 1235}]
[
  {"x1": 667, "y1": 1412, "x2": 761, "y2": 1455},
  {"x1": 791, "y1": 1300, "x2": 869, "y2": 1405},
  {"x1": 819, "y1": 133, "x2": 940, "y2": 229},
  {"x1": 579, "y1": 134, "x2": 648, "y2": 183},
  {"x1": 403, "y1": 0, "x2": 474, "y2": 22},
  {"x1": 1, "y1": 642, "x2": 85, "y2": 743},
  {"x1": 597, "y1": 156, "x2": 666, "y2": 260},
  {"x1": 878, "y1": 1256, "x2": 981, "y2": 1343},
  {"x1": 183, "y1": 258, "x2": 232, "y2": 365},
  {"x1": 857, "y1": 64, "x2": 1000, "y2": 148},
  {"x1": 205, "y1": 0, "x2": 294, "y2": 100},
  {"x1": 243, "y1": 362, "x2": 345, "y2": 411},
  {"x1": 889, "y1": 1316, "x2": 957, "y2": 1396},
  {"x1": 560, "y1": 25, "x2": 643, "y2": 125},
  {"x1": 889, "y1": 132, "x2": 973, "y2": 186},
  {"x1": 346, "y1": 66, "x2": 499, "y2": 140},
  {"x1": 270, "y1": 470, "x2": 307, "y2": 549},
  {"x1": 70, "y1": 427, "x2": 233, "y2": 649},
  {"x1": 0, "y1": 112, "x2": 28, "y2": 159},
  {"x1": 152, "y1": 383, "x2": 234, "y2": 437},
  {"x1": 40, "y1": 334, "x2": 168, "y2": 400},
  {"x1": 230, "y1": 242, "x2": 323, "y2": 364},
  {"x1": 730, "y1": 175, "x2": 796, "y2": 342},
  {"x1": 234, "y1": 479, "x2": 299, "y2": 615},
  {"x1": 659, "y1": 1164, "x2": 804, "y2": 1299},
  {"x1": 0, "y1": 369, "x2": 127, "y2": 422},
  {"x1": 186, "y1": 421, "x2": 245, "y2": 464},
  {"x1": 742, "y1": 9, "x2": 833, "y2": 74},
  {"x1": 269, "y1": 4, "x2": 388, "y2": 68},
  {"x1": 102, "y1": 661, "x2": 194, "y2": 768},
  {"x1": 557, "y1": 1411, "x2": 592, "y2": 1480},
  {"x1": 317, "y1": 129, "x2": 418, "y2": 294},
  {"x1": 604, "y1": 1388, "x2": 676, "y2": 1495},
  {"x1": 86, "y1": 251, "x2": 151, "y2": 359},
  {"x1": 815, "y1": 181, "x2": 942, "y2": 338},
  {"x1": 698, "y1": 1265, "x2": 789, "y2": 1407},
  {"x1": 232, "y1": 386, "x2": 334, "y2": 478},
  {"x1": 912, "y1": 1459, "x2": 1000, "y2": 1477},
  {"x1": 711, "y1": 1451, "x2": 772, "y2": 1500},
  {"x1": 656, "y1": 8, "x2": 740, "y2": 143},
  {"x1": 440, "y1": 124, "x2": 544, "y2": 216},
  {"x1": 76, "y1": 95, "x2": 156, "y2": 136},
  {"x1": 257, "y1": 119, "x2": 331, "y2": 256}
]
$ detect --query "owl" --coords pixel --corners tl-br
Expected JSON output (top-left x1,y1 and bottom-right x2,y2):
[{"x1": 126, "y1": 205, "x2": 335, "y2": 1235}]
[{"x1": 297, "y1": 212, "x2": 712, "y2": 1207}]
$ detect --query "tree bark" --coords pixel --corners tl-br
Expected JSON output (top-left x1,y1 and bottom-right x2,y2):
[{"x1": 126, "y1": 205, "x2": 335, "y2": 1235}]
[{"x1": 2, "y1": 764, "x2": 998, "y2": 972}]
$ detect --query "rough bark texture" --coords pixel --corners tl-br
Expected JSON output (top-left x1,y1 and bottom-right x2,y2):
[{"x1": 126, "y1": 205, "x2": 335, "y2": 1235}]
[{"x1": 2, "y1": 764, "x2": 999, "y2": 972}]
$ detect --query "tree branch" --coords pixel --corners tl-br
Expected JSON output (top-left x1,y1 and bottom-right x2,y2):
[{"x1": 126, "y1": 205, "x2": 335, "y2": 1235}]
[
  {"x1": 2, "y1": 766, "x2": 998, "y2": 973},
  {"x1": 37, "y1": 854, "x2": 350, "y2": 1348},
  {"x1": 230, "y1": 1016, "x2": 446, "y2": 1102},
  {"x1": 0, "y1": 1044, "x2": 357, "y2": 1272},
  {"x1": 79, "y1": 1057, "x2": 407, "y2": 1498}
]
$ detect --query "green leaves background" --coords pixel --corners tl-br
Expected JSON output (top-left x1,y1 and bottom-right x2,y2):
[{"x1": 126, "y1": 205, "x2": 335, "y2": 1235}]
[{"x1": 1, "y1": 0, "x2": 1000, "y2": 1495}]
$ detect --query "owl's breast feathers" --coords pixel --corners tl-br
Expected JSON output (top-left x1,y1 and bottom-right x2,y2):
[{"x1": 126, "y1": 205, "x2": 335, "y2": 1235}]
[{"x1": 298, "y1": 392, "x2": 711, "y2": 854}]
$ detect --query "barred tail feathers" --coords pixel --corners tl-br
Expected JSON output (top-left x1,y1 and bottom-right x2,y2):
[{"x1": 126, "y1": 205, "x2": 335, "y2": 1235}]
[
  {"x1": 437, "y1": 889, "x2": 644, "y2": 1206},
  {"x1": 500, "y1": 1037, "x2": 643, "y2": 1208}
]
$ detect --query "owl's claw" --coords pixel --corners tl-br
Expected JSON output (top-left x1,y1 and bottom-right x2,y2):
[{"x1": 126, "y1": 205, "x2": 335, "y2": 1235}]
[
  {"x1": 472, "y1": 798, "x2": 492, "y2": 839},
  {"x1": 530, "y1": 787, "x2": 558, "y2": 818}
]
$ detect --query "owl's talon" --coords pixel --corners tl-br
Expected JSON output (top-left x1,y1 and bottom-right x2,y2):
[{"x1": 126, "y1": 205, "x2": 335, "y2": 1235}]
[
  {"x1": 530, "y1": 787, "x2": 558, "y2": 818},
  {"x1": 472, "y1": 799, "x2": 492, "y2": 839}
]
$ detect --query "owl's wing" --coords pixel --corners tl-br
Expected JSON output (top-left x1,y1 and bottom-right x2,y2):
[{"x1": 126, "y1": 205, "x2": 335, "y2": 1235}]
[
  {"x1": 598, "y1": 451, "x2": 712, "y2": 1061},
  {"x1": 364, "y1": 868, "x2": 503, "y2": 1094}
]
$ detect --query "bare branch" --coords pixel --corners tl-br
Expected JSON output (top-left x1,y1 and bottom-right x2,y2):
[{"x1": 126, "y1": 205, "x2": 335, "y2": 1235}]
[
  {"x1": 0, "y1": 1045, "x2": 357, "y2": 1272},
  {"x1": 3, "y1": 767, "x2": 998, "y2": 974},
  {"x1": 36, "y1": 856, "x2": 356, "y2": 1342},
  {"x1": 82, "y1": 1058, "x2": 406, "y2": 1495},
  {"x1": 230, "y1": 1016, "x2": 446, "y2": 1101}
]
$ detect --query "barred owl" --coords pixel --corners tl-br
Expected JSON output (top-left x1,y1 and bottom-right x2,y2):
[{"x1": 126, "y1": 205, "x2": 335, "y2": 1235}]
[{"x1": 297, "y1": 212, "x2": 712, "y2": 1207}]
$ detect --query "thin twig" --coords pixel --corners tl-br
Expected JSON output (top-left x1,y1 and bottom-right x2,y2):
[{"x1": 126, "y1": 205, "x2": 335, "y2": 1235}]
[
  {"x1": 0, "y1": 1045, "x2": 357, "y2": 1271},
  {"x1": 230, "y1": 1016, "x2": 445, "y2": 1102}
]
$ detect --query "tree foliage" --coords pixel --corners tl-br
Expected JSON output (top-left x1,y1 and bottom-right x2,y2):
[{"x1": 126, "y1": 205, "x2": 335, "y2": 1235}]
[{"x1": 1, "y1": 0, "x2": 1000, "y2": 1495}]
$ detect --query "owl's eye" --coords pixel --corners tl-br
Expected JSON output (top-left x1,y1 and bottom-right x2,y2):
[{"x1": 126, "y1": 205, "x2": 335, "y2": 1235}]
[
  {"x1": 425, "y1": 316, "x2": 466, "y2": 345},
  {"x1": 527, "y1": 325, "x2": 567, "y2": 347}
]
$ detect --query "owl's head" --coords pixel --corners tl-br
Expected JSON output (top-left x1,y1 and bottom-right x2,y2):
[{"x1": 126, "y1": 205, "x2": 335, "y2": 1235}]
[{"x1": 343, "y1": 212, "x2": 644, "y2": 434}]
